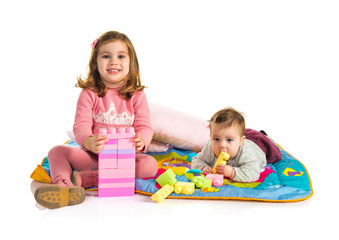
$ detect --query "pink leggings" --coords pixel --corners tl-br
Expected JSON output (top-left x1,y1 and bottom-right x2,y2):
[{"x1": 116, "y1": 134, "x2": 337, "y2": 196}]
[{"x1": 48, "y1": 145, "x2": 158, "y2": 182}]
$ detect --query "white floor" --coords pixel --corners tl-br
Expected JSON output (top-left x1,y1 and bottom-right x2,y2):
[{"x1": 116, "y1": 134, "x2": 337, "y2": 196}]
[{"x1": 3, "y1": 170, "x2": 334, "y2": 239}]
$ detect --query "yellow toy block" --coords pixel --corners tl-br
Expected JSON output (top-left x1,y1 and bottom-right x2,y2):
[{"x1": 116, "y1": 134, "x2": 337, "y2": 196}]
[
  {"x1": 171, "y1": 167, "x2": 189, "y2": 176},
  {"x1": 174, "y1": 182, "x2": 195, "y2": 195},
  {"x1": 212, "y1": 152, "x2": 230, "y2": 174},
  {"x1": 151, "y1": 184, "x2": 174, "y2": 203}
]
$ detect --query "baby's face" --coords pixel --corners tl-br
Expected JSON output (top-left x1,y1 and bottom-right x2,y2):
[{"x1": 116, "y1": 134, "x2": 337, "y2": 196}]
[{"x1": 210, "y1": 123, "x2": 245, "y2": 159}]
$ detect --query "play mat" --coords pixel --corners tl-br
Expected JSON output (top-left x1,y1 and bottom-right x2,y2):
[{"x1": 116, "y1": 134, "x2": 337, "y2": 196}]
[
  {"x1": 136, "y1": 144, "x2": 313, "y2": 202},
  {"x1": 31, "y1": 139, "x2": 313, "y2": 203},
  {"x1": 30, "y1": 103, "x2": 313, "y2": 203}
]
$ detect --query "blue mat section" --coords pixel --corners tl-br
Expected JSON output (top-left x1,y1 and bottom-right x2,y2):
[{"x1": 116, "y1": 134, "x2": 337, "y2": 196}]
[{"x1": 135, "y1": 146, "x2": 313, "y2": 202}]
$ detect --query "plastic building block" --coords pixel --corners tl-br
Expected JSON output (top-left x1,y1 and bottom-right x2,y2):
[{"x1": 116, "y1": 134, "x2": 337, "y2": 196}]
[
  {"x1": 98, "y1": 127, "x2": 136, "y2": 197},
  {"x1": 191, "y1": 175, "x2": 212, "y2": 188},
  {"x1": 172, "y1": 167, "x2": 189, "y2": 176},
  {"x1": 186, "y1": 169, "x2": 202, "y2": 174},
  {"x1": 206, "y1": 174, "x2": 224, "y2": 187},
  {"x1": 212, "y1": 151, "x2": 230, "y2": 174},
  {"x1": 187, "y1": 152, "x2": 198, "y2": 162},
  {"x1": 151, "y1": 184, "x2": 174, "y2": 203},
  {"x1": 174, "y1": 182, "x2": 195, "y2": 195},
  {"x1": 156, "y1": 168, "x2": 177, "y2": 187}
]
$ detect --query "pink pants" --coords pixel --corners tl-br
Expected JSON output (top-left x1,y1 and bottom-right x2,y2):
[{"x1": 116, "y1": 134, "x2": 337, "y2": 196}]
[{"x1": 48, "y1": 145, "x2": 158, "y2": 182}]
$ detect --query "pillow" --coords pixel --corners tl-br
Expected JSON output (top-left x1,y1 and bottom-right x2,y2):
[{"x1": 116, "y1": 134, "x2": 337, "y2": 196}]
[
  {"x1": 145, "y1": 140, "x2": 169, "y2": 152},
  {"x1": 149, "y1": 103, "x2": 210, "y2": 151}
]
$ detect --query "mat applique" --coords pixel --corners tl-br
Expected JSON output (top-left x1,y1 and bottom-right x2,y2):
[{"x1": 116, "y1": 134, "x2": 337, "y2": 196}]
[{"x1": 30, "y1": 140, "x2": 313, "y2": 202}]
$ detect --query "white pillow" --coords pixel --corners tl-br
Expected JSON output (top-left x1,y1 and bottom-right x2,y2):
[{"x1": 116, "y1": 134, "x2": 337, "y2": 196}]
[
  {"x1": 149, "y1": 103, "x2": 210, "y2": 151},
  {"x1": 145, "y1": 139, "x2": 169, "y2": 152}
]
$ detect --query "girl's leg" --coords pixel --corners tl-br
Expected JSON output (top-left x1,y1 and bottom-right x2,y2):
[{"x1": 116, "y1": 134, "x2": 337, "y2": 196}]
[
  {"x1": 48, "y1": 145, "x2": 98, "y2": 183},
  {"x1": 135, "y1": 154, "x2": 158, "y2": 178},
  {"x1": 35, "y1": 145, "x2": 97, "y2": 209}
]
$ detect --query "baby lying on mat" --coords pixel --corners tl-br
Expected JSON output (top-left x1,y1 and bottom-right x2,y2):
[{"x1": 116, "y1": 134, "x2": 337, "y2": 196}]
[{"x1": 191, "y1": 107, "x2": 266, "y2": 182}]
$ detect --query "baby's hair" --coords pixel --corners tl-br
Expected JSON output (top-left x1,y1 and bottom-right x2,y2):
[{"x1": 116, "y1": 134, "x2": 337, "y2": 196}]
[
  {"x1": 76, "y1": 31, "x2": 145, "y2": 99},
  {"x1": 209, "y1": 107, "x2": 245, "y2": 136}
]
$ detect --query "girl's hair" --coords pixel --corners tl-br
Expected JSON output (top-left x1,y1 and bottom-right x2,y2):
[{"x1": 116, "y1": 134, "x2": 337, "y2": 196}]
[
  {"x1": 76, "y1": 31, "x2": 145, "y2": 99},
  {"x1": 209, "y1": 107, "x2": 245, "y2": 136}
]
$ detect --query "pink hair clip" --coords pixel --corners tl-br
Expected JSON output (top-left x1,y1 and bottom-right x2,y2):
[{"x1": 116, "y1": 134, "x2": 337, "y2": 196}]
[{"x1": 90, "y1": 39, "x2": 99, "y2": 48}]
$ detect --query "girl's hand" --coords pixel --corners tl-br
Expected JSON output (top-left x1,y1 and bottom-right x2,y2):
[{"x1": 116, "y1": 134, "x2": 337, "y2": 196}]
[
  {"x1": 83, "y1": 134, "x2": 108, "y2": 154},
  {"x1": 215, "y1": 165, "x2": 235, "y2": 179},
  {"x1": 132, "y1": 133, "x2": 145, "y2": 152},
  {"x1": 202, "y1": 166, "x2": 213, "y2": 174}
]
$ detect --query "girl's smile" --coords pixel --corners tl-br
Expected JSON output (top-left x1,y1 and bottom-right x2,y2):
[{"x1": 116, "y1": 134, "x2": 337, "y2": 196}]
[
  {"x1": 107, "y1": 68, "x2": 121, "y2": 73},
  {"x1": 97, "y1": 41, "x2": 130, "y2": 88}
]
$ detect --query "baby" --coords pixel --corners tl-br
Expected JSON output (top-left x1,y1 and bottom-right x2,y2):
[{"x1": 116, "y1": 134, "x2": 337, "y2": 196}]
[{"x1": 191, "y1": 107, "x2": 267, "y2": 182}]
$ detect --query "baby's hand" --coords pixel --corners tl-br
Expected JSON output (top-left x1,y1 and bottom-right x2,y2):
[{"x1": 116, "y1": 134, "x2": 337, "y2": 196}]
[
  {"x1": 215, "y1": 165, "x2": 235, "y2": 179},
  {"x1": 131, "y1": 133, "x2": 145, "y2": 152},
  {"x1": 83, "y1": 134, "x2": 108, "y2": 154},
  {"x1": 202, "y1": 166, "x2": 213, "y2": 174}
]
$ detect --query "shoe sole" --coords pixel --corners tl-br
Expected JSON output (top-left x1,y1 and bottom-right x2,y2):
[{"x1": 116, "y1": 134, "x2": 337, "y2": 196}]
[{"x1": 34, "y1": 185, "x2": 86, "y2": 209}]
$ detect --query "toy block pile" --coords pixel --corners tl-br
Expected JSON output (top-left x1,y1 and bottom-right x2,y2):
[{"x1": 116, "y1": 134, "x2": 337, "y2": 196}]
[
  {"x1": 151, "y1": 168, "x2": 196, "y2": 203},
  {"x1": 151, "y1": 152, "x2": 230, "y2": 203},
  {"x1": 98, "y1": 127, "x2": 136, "y2": 197}
]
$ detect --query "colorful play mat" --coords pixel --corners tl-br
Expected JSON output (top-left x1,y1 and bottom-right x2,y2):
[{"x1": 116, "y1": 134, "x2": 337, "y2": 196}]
[{"x1": 31, "y1": 140, "x2": 313, "y2": 203}]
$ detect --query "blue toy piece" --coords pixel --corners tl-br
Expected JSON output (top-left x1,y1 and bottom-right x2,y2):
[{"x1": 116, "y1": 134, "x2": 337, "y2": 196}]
[
  {"x1": 186, "y1": 169, "x2": 202, "y2": 174},
  {"x1": 187, "y1": 152, "x2": 198, "y2": 162}
]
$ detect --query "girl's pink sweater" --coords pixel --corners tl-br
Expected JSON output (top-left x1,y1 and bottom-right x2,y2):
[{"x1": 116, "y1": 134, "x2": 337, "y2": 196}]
[{"x1": 73, "y1": 87, "x2": 153, "y2": 151}]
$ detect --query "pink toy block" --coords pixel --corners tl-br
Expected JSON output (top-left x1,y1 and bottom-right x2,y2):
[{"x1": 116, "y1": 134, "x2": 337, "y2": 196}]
[
  {"x1": 206, "y1": 174, "x2": 224, "y2": 187},
  {"x1": 98, "y1": 127, "x2": 136, "y2": 197},
  {"x1": 99, "y1": 168, "x2": 135, "y2": 179}
]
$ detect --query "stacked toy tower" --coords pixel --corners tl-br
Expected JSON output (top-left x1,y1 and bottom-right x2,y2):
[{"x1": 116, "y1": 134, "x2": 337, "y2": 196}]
[{"x1": 98, "y1": 127, "x2": 136, "y2": 197}]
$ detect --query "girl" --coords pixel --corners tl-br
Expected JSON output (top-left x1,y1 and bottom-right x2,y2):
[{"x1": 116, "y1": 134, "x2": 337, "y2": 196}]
[{"x1": 34, "y1": 31, "x2": 158, "y2": 209}]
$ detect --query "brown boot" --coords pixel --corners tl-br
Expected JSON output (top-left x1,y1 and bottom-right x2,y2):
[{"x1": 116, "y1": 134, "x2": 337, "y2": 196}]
[
  {"x1": 34, "y1": 175, "x2": 86, "y2": 209},
  {"x1": 72, "y1": 170, "x2": 98, "y2": 189}
]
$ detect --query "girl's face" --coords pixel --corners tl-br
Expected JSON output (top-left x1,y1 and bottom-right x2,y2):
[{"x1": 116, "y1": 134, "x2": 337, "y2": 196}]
[
  {"x1": 97, "y1": 41, "x2": 130, "y2": 88},
  {"x1": 210, "y1": 123, "x2": 245, "y2": 159}
]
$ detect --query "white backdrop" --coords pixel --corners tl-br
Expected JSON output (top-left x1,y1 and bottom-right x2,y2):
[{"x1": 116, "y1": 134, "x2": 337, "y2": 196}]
[{"x1": 1, "y1": 0, "x2": 338, "y2": 238}]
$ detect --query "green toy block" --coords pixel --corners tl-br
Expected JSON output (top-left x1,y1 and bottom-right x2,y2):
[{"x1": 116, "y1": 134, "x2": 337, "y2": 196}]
[
  {"x1": 191, "y1": 175, "x2": 212, "y2": 188},
  {"x1": 156, "y1": 168, "x2": 177, "y2": 187}
]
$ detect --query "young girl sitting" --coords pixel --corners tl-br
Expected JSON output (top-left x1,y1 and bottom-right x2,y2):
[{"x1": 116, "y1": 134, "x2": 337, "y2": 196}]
[{"x1": 34, "y1": 31, "x2": 158, "y2": 209}]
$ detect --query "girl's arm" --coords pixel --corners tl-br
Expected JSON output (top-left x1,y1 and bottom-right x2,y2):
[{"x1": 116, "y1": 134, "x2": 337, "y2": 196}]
[
  {"x1": 73, "y1": 89, "x2": 96, "y2": 149},
  {"x1": 132, "y1": 91, "x2": 153, "y2": 151}
]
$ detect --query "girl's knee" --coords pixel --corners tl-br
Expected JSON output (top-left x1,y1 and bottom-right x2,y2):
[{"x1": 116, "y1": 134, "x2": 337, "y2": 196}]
[
  {"x1": 48, "y1": 145, "x2": 77, "y2": 164},
  {"x1": 48, "y1": 145, "x2": 67, "y2": 159},
  {"x1": 135, "y1": 154, "x2": 158, "y2": 178}
]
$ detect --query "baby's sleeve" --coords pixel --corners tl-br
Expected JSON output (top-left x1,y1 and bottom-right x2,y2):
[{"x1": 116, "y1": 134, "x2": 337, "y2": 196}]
[
  {"x1": 232, "y1": 142, "x2": 267, "y2": 182},
  {"x1": 191, "y1": 141, "x2": 214, "y2": 170}
]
